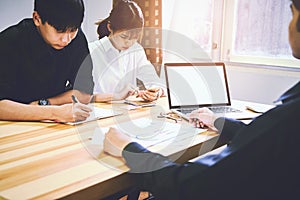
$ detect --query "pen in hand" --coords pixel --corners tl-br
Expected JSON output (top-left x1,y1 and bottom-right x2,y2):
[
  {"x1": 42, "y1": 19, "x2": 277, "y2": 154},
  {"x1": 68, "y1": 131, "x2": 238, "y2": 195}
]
[
  {"x1": 71, "y1": 95, "x2": 93, "y2": 122},
  {"x1": 71, "y1": 95, "x2": 79, "y2": 103}
]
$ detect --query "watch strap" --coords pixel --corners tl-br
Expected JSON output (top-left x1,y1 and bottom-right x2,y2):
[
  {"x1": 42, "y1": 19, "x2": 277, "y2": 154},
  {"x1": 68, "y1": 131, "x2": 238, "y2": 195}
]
[{"x1": 38, "y1": 99, "x2": 51, "y2": 106}]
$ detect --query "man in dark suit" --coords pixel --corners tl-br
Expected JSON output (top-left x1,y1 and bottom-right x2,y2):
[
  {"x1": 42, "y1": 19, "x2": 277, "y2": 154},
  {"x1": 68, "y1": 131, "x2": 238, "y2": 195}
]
[{"x1": 103, "y1": 0, "x2": 300, "y2": 199}]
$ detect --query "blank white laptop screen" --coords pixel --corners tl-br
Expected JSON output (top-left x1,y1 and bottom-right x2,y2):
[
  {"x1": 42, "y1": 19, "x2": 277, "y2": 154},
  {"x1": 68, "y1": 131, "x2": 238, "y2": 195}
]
[
  {"x1": 164, "y1": 62, "x2": 260, "y2": 120},
  {"x1": 165, "y1": 63, "x2": 230, "y2": 108}
]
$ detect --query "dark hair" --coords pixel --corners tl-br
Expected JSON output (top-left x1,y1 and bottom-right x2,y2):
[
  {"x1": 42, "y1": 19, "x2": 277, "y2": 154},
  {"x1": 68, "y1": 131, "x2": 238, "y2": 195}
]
[
  {"x1": 292, "y1": 0, "x2": 300, "y2": 31},
  {"x1": 292, "y1": 0, "x2": 300, "y2": 10},
  {"x1": 96, "y1": 18, "x2": 111, "y2": 39},
  {"x1": 96, "y1": 0, "x2": 144, "y2": 39},
  {"x1": 34, "y1": 0, "x2": 84, "y2": 32}
]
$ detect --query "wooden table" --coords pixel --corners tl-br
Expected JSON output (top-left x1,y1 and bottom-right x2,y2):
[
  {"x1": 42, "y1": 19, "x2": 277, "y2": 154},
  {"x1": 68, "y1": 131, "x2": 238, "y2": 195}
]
[{"x1": 0, "y1": 97, "x2": 220, "y2": 200}]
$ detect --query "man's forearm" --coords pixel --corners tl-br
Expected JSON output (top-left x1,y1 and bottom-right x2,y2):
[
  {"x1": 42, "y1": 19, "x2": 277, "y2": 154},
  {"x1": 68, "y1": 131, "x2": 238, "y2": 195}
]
[
  {"x1": 94, "y1": 93, "x2": 113, "y2": 102},
  {"x1": 122, "y1": 142, "x2": 209, "y2": 199},
  {"x1": 122, "y1": 142, "x2": 176, "y2": 173},
  {"x1": 0, "y1": 100, "x2": 57, "y2": 121},
  {"x1": 30, "y1": 90, "x2": 92, "y2": 105}
]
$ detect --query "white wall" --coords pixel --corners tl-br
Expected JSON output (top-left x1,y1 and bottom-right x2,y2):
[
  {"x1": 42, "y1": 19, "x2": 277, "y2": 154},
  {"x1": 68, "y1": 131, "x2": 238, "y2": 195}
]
[
  {"x1": 82, "y1": 0, "x2": 112, "y2": 42},
  {"x1": 0, "y1": 0, "x2": 112, "y2": 42},
  {"x1": 226, "y1": 64, "x2": 300, "y2": 104},
  {"x1": 0, "y1": 0, "x2": 33, "y2": 32}
]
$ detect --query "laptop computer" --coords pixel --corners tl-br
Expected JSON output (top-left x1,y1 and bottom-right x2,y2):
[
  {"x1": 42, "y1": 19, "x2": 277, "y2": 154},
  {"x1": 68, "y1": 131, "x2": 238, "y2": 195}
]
[{"x1": 164, "y1": 62, "x2": 260, "y2": 120}]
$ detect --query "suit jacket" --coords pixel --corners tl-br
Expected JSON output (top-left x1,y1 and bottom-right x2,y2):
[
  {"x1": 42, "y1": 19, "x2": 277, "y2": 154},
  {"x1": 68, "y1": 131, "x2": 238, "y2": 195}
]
[{"x1": 123, "y1": 81, "x2": 300, "y2": 200}]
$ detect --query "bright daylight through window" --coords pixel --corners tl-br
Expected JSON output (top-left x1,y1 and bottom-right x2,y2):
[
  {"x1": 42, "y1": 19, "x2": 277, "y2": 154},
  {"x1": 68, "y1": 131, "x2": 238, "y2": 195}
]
[
  {"x1": 162, "y1": 0, "x2": 214, "y2": 61},
  {"x1": 233, "y1": 0, "x2": 292, "y2": 59},
  {"x1": 163, "y1": 0, "x2": 300, "y2": 67},
  {"x1": 224, "y1": 0, "x2": 300, "y2": 67}
]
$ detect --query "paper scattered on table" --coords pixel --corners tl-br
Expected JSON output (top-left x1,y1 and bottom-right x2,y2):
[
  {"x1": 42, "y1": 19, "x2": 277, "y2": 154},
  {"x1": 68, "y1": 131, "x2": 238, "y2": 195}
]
[
  {"x1": 90, "y1": 118, "x2": 206, "y2": 148},
  {"x1": 119, "y1": 104, "x2": 142, "y2": 110},
  {"x1": 66, "y1": 107, "x2": 123, "y2": 125}
]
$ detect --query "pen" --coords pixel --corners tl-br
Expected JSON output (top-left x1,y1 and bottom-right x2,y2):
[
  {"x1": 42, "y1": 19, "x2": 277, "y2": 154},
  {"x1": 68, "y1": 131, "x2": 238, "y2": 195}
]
[
  {"x1": 245, "y1": 106, "x2": 264, "y2": 113},
  {"x1": 71, "y1": 95, "x2": 79, "y2": 103}
]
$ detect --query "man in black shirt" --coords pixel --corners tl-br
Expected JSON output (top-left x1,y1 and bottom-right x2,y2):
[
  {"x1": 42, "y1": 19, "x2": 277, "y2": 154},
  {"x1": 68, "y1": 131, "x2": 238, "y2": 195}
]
[
  {"x1": 103, "y1": 0, "x2": 300, "y2": 199},
  {"x1": 0, "y1": 0, "x2": 94, "y2": 122}
]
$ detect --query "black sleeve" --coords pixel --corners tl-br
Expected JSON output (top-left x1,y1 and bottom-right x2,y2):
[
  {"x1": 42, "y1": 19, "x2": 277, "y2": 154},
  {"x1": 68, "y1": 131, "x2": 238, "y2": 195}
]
[
  {"x1": 122, "y1": 118, "x2": 245, "y2": 176},
  {"x1": 0, "y1": 25, "x2": 19, "y2": 101},
  {"x1": 122, "y1": 142, "x2": 226, "y2": 199},
  {"x1": 122, "y1": 99, "x2": 300, "y2": 199},
  {"x1": 214, "y1": 117, "x2": 246, "y2": 146},
  {"x1": 69, "y1": 29, "x2": 94, "y2": 94},
  {"x1": 121, "y1": 118, "x2": 246, "y2": 197},
  {"x1": 121, "y1": 117, "x2": 246, "y2": 199}
]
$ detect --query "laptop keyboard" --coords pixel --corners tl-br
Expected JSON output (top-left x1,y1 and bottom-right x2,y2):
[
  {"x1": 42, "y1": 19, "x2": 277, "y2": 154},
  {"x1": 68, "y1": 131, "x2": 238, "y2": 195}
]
[
  {"x1": 178, "y1": 106, "x2": 242, "y2": 114},
  {"x1": 179, "y1": 108, "x2": 196, "y2": 114},
  {"x1": 209, "y1": 106, "x2": 242, "y2": 113}
]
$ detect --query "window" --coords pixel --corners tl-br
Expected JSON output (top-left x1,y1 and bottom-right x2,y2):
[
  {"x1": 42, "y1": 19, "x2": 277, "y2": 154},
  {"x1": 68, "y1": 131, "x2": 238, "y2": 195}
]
[
  {"x1": 222, "y1": 0, "x2": 300, "y2": 68},
  {"x1": 162, "y1": 0, "x2": 223, "y2": 62},
  {"x1": 163, "y1": 0, "x2": 213, "y2": 52},
  {"x1": 160, "y1": 0, "x2": 299, "y2": 68}
]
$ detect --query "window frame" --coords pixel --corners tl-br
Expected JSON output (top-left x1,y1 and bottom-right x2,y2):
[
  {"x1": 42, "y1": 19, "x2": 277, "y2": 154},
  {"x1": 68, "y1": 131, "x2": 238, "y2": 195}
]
[{"x1": 221, "y1": 0, "x2": 300, "y2": 68}]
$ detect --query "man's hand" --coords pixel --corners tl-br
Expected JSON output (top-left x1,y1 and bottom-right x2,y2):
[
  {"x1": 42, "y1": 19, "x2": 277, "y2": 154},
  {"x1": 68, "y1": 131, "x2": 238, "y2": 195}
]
[
  {"x1": 52, "y1": 103, "x2": 92, "y2": 122},
  {"x1": 189, "y1": 107, "x2": 218, "y2": 131},
  {"x1": 103, "y1": 127, "x2": 132, "y2": 157}
]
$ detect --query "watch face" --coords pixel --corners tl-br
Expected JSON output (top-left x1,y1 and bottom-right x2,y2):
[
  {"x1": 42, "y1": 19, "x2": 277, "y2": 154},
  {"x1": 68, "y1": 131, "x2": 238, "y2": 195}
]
[{"x1": 38, "y1": 99, "x2": 50, "y2": 106}]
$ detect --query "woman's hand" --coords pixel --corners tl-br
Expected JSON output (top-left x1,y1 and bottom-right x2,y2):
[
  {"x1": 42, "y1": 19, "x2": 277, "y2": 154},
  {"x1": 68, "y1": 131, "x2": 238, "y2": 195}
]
[
  {"x1": 113, "y1": 84, "x2": 138, "y2": 100},
  {"x1": 138, "y1": 87, "x2": 162, "y2": 102}
]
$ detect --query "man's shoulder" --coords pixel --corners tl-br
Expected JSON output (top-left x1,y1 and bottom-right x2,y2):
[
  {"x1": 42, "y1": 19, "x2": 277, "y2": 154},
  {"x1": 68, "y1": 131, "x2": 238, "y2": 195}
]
[
  {"x1": 0, "y1": 19, "x2": 34, "y2": 51},
  {"x1": 67, "y1": 28, "x2": 89, "y2": 52},
  {"x1": 76, "y1": 28, "x2": 86, "y2": 38},
  {"x1": 1, "y1": 18, "x2": 33, "y2": 35},
  {"x1": 71, "y1": 28, "x2": 87, "y2": 43}
]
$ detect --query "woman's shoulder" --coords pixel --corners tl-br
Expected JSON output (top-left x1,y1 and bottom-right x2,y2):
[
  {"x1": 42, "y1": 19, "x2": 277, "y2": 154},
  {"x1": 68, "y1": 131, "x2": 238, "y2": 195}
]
[
  {"x1": 88, "y1": 38, "x2": 110, "y2": 53},
  {"x1": 88, "y1": 39, "x2": 100, "y2": 49},
  {"x1": 131, "y1": 42, "x2": 144, "y2": 50},
  {"x1": 125, "y1": 42, "x2": 145, "y2": 54}
]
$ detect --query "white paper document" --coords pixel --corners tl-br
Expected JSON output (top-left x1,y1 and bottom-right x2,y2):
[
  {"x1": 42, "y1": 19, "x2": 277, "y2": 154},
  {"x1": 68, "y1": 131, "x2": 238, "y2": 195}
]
[
  {"x1": 90, "y1": 118, "x2": 207, "y2": 148},
  {"x1": 66, "y1": 107, "x2": 123, "y2": 125}
]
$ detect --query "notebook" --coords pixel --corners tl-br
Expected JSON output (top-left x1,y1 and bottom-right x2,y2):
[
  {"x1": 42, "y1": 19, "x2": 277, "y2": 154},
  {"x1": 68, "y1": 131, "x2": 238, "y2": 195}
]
[
  {"x1": 164, "y1": 62, "x2": 260, "y2": 120},
  {"x1": 66, "y1": 107, "x2": 123, "y2": 125}
]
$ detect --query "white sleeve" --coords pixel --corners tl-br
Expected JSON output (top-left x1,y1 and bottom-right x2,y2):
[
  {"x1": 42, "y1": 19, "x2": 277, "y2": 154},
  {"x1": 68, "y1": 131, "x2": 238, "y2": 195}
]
[
  {"x1": 88, "y1": 40, "x2": 106, "y2": 94},
  {"x1": 135, "y1": 44, "x2": 166, "y2": 90}
]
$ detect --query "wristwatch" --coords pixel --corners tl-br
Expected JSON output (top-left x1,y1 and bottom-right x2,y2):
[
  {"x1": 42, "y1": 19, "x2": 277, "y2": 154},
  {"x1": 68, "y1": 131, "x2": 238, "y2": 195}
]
[{"x1": 38, "y1": 99, "x2": 51, "y2": 106}]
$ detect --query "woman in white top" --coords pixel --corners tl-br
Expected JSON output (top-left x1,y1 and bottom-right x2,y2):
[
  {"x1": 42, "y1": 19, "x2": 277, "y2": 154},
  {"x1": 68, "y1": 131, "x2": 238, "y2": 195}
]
[{"x1": 89, "y1": 0, "x2": 165, "y2": 102}]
